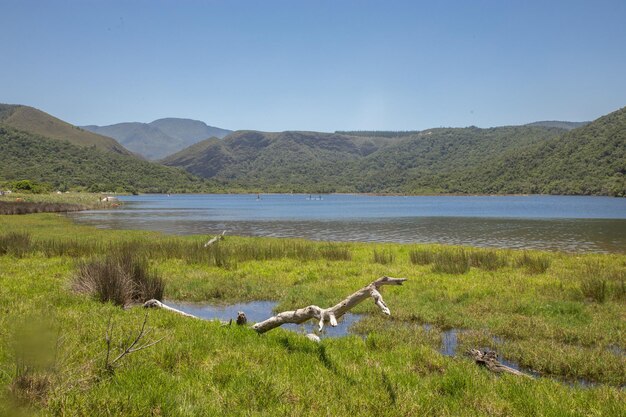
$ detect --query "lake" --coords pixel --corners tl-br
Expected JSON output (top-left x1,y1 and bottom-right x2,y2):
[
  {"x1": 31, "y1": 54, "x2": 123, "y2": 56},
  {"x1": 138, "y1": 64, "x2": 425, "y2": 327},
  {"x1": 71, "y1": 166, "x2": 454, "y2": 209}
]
[{"x1": 67, "y1": 194, "x2": 626, "y2": 253}]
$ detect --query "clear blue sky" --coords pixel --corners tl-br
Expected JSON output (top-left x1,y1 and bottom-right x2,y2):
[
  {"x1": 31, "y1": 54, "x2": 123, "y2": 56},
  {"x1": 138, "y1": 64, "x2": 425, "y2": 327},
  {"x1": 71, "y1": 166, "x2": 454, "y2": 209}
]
[{"x1": 2, "y1": 0, "x2": 626, "y2": 131}]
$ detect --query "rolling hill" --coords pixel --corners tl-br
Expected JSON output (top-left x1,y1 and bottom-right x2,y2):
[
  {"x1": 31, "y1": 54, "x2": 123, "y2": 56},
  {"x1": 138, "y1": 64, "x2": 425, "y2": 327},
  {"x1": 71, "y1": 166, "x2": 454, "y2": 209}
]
[
  {"x1": 454, "y1": 107, "x2": 626, "y2": 195},
  {"x1": 162, "y1": 126, "x2": 567, "y2": 193},
  {"x1": 163, "y1": 107, "x2": 625, "y2": 196},
  {"x1": 162, "y1": 130, "x2": 398, "y2": 192},
  {"x1": 0, "y1": 104, "x2": 132, "y2": 155},
  {"x1": 0, "y1": 104, "x2": 220, "y2": 193},
  {"x1": 83, "y1": 118, "x2": 231, "y2": 160}
]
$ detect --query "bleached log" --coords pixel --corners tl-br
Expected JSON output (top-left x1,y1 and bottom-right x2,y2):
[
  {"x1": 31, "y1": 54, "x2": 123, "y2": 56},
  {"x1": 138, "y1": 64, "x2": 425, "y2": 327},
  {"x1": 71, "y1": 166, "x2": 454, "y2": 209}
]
[
  {"x1": 468, "y1": 349, "x2": 532, "y2": 378},
  {"x1": 143, "y1": 299, "x2": 200, "y2": 319},
  {"x1": 252, "y1": 276, "x2": 407, "y2": 334},
  {"x1": 204, "y1": 231, "x2": 226, "y2": 247}
]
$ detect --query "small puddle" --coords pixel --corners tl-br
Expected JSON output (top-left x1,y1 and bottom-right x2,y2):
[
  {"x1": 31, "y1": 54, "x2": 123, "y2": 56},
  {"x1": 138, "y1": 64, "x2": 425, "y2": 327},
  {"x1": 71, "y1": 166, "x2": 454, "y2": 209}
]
[{"x1": 165, "y1": 300, "x2": 362, "y2": 338}]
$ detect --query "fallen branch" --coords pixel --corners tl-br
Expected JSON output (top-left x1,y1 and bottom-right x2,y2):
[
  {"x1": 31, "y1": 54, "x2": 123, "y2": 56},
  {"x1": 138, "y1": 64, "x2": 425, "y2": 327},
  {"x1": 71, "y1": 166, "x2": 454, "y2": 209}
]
[
  {"x1": 468, "y1": 349, "x2": 532, "y2": 378},
  {"x1": 104, "y1": 313, "x2": 164, "y2": 373},
  {"x1": 143, "y1": 299, "x2": 199, "y2": 318},
  {"x1": 204, "y1": 231, "x2": 226, "y2": 247},
  {"x1": 252, "y1": 276, "x2": 407, "y2": 334}
]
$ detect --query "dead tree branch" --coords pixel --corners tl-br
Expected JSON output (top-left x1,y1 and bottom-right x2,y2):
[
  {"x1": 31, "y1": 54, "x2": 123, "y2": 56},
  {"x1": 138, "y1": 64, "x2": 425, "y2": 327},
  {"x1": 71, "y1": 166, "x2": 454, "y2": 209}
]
[
  {"x1": 204, "y1": 231, "x2": 226, "y2": 247},
  {"x1": 252, "y1": 276, "x2": 407, "y2": 334},
  {"x1": 468, "y1": 349, "x2": 532, "y2": 378},
  {"x1": 143, "y1": 299, "x2": 200, "y2": 318},
  {"x1": 104, "y1": 313, "x2": 164, "y2": 373}
]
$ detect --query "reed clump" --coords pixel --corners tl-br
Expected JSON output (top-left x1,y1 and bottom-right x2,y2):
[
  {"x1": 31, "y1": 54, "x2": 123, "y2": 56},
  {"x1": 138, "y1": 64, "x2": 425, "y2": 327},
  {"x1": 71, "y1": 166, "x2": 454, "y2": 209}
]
[
  {"x1": 73, "y1": 252, "x2": 164, "y2": 307},
  {"x1": 578, "y1": 259, "x2": 625, "y2": 302},
  {"x1": 468, "y1": 250, "x2": 507, "y2": 271},
  {"x1": 432, "y1": 249, "x2": 470, "y2": 274},
  {"x1": 409, "y1": 249, "x2": 434, "y2": 265},
  {"x1": 515, "y1": 252, "x2": 551, "y2": 274},
  {"x1": 373, "y1": 249, "x2": 395, "y2": 265},
  {"x1": 319, "y1": 244, "x2": 352, "y2": 261},
  {"x1": 0, "y1": 231, "x2": 32, "y2": 257}
]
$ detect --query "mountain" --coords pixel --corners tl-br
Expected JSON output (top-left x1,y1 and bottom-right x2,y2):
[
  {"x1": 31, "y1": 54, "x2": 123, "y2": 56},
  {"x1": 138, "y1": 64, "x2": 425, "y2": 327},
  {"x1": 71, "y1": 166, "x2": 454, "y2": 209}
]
[
  {"x1": 346, "y1": 126, "x2": 567, "y2": 193},
  {"x1": 456, "y1": 107, "x2": 626, "y2": 195},
  {"x1": 162, "y1": 126, "x2": 565, "y2": 193},
  {"x1": 163, "y1": 107, "x2": 624, "y2": 196},
  {"x1": 150, "y1": 118, "x2": 231, "y2": 143},
  {"x1": 524, "y1": 121, "x2": 589, "y2": 130},
  {"x1": 0, "y1": 104, "x2": 132, "y2": 155},
  {"x1": 82, "y1": 118, "x2": 231, "y2": 160},
  {"x1": 162, "y1": 131, "x2": 395, "y2": 192},
  {"x1": 0, "y1": 104, "x2": 219, "y2": 193},
  {"x1": 82, "y1": 122, "x2": 177, "y2": 160}
]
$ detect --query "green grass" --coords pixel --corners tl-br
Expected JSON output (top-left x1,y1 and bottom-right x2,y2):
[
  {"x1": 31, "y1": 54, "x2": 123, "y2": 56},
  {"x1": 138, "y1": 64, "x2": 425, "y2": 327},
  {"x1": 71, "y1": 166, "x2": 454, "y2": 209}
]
[{"x1": 0, "y1": 214, "x2": 624, "y2": 416}]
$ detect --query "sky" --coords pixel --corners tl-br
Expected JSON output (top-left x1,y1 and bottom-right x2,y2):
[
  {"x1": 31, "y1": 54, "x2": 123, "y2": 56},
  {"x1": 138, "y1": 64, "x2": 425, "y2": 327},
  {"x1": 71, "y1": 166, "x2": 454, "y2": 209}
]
[{"x1": 1, "y1": 0, "x2": 626, "y2": 132}]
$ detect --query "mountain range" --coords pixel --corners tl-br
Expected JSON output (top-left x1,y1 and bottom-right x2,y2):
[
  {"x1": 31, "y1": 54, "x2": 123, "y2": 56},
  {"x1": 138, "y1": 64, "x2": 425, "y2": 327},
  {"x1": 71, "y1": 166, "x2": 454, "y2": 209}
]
[
  {"x1": 82, "y1": 118, "x2": 231, "y2": 160},
  {"x1": 161, "y1": 109, "x2": 624, "y2": 196},
  {"x1": 1, "y1": 102, "x2": 623, "y2": 196}
]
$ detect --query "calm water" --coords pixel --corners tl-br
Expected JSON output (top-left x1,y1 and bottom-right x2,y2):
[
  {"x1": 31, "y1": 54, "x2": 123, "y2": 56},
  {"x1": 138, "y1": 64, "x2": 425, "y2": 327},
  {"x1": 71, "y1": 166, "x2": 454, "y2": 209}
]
[
  {"x1": 165, "y1": 300, "x2": 361, "y2": 338},
  {"x1": 67, "y1": 194, "x2": 626, "y2": 253}
]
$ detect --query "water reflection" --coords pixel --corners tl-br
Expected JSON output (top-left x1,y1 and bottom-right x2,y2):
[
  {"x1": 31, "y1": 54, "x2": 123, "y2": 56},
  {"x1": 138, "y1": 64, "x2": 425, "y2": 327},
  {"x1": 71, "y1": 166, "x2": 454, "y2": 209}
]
[
  {"x1": 67, "y1": 194, "x2": 626, "y2": 253},
  {"x1": 165, "y1": 300, "x2": 361, "y2": 338}
]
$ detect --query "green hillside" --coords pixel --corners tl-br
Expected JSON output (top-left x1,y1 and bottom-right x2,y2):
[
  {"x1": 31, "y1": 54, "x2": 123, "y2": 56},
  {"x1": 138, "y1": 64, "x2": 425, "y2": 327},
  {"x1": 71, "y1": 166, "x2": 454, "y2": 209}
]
[
  {"x1": 162, "y1": 107, "x2": 624, "y2": 196},
  {"x1": 347, "y1": 126, "x2": 566, "y2": 193},
  {"x1": 452, "y1": 107, "x2": 626, "y2": 196},
  {"x1": 0, "y1": 104, "x2": 132, "y2": 155},
  {"x1": 163, "y1": 126, "x2": 566, "y2": 193},
  {"x1": 0, "y1": 125, "x2": 217, "y2": 193},
  {"x1": 162, "y1": 131, "x2": 395, "y2": 192}
]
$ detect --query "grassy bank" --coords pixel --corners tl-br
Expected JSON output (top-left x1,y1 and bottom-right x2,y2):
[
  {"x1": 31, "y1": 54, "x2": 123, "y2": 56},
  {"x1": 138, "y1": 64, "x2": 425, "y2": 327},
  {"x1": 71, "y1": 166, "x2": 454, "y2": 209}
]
[
  {"x1": 0, "y1": 192, "x2": 119, "y2": 214},
  {"x1": 0, "y1": 214, "x2": 624, "y2": 416}
]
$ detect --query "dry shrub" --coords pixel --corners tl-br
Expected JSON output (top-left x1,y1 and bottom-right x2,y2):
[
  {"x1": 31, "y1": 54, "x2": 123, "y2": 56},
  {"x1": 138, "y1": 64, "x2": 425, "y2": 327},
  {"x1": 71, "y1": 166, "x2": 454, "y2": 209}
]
[{"x1": 73, "y1": 252, "x2": 164, "y2": 306}]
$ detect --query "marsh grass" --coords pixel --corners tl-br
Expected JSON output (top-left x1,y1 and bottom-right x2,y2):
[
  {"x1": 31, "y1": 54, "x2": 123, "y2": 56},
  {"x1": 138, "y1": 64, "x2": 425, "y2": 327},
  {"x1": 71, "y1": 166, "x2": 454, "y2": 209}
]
[
  {"x1": 432, "y1": 249, "x2": 469, "y2": 274},
  {"x1": 319, "y1": 244, "x2": 352, "y2": 261},
  {"x1": 515, "y1": 251, "x2": 551, "y2": 274},
  {"x1": 0, "y1": 231, "x2": 352, "y2": 267},
  {"x1": 1, "y1": 214, "x2": 626, "y2": 415},
  {"x1": 373, "y1": 249, "x2": 394, "y2": 264},
  {"x1": 409, "y1": 249, "x2": 434, "y2": 265},
  {"x1": 0, "y1": 201, "x2": 87, "y2": 215},
  {"x1": 468, "y1": 250, "x2": 506, "y2": 271},
  {"x1": 73, "y1": 252, "x2": 164, "y2": 306},
  {"x1": 0, "y1": 231, "x2": 31, "y2": 257},
  {"x1": 578, "y1": 259, "x2": 626, "y2": 302}
]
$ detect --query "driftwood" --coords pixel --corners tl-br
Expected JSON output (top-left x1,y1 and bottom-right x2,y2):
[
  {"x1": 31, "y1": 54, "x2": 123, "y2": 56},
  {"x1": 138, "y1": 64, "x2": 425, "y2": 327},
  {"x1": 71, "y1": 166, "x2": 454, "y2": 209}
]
[
  {"x1": 204, "y1": 231, "x2": 226, "y2": 247},
  {"x1": 468, "y1": 349, "x2": 532, "y2": 378},
  {"x1": 143, "y1": 300, "x2": 246, "y2": 326},
  {"x1": 252, "y1": 276, "x2": 407, "y2": 334},
  {"x1": 143, "y1": 299, "x2": 199, "y2": 318}
]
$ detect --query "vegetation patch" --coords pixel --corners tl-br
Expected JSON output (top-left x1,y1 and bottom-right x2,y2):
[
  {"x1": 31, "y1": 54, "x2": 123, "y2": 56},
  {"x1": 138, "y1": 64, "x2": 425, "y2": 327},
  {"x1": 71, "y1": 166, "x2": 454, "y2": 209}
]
[
  {"x1": 0, "y1": 214, "x2": 625, "y2": 415},
  {"x1": 73, "y1": 252, "x2": 164, "y2": 306},
  {"x1": 432, "y1": 248, "x2": 470, "y2": 274}
]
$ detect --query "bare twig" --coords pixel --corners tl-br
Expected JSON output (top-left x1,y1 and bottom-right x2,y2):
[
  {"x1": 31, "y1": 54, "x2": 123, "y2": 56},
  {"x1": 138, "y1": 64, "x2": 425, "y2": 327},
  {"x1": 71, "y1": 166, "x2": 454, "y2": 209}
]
[{"x1": 104, "y1": 313, "x2": 163, "y2": 373}]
